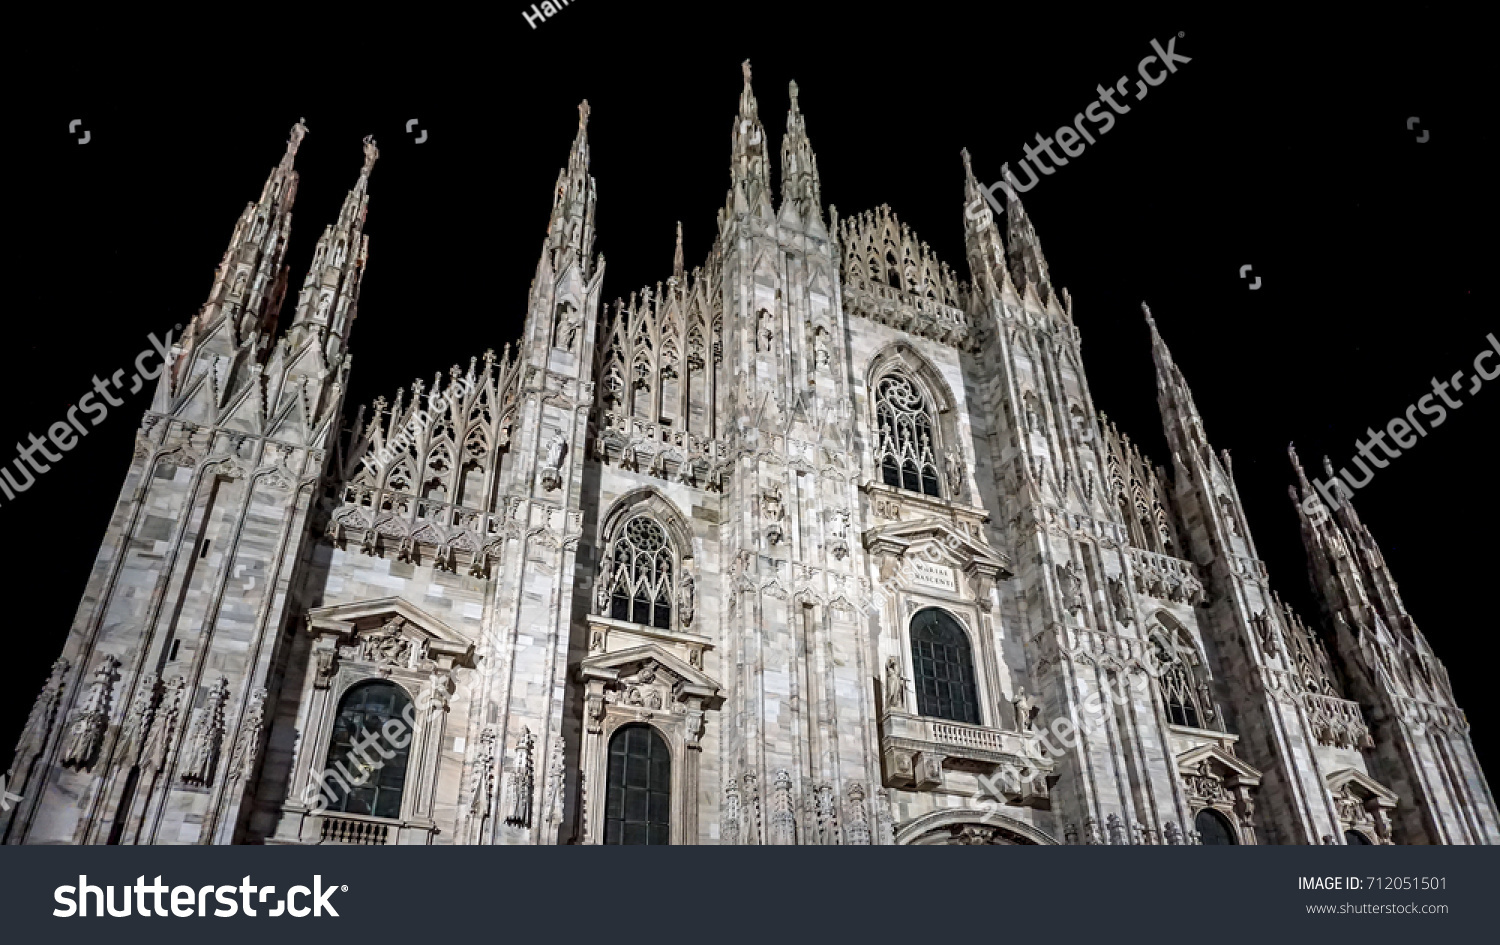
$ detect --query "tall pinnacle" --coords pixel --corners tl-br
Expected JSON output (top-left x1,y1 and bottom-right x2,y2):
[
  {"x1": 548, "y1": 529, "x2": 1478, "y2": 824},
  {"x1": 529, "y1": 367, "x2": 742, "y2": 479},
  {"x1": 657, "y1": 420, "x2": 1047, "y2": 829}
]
[
  {"x1": 673, "y1": 221, "x2": 685, "y2": 283},
  {"x1": 1145, "y1": 303, "x2": 1213, "y2": 464},
  {"x1": 546, "y1": 100, "x2": 598, "y2": 279},
  {"x1": 287, "y1": 135, "x2": 378, "y2": 365},
  {"x1": 179, "y1": 119, "x2": 308, "y2": 378},
  {"x1": 780, "y1": 79, "x2": 822, "y2": 223},
  {"x1": 727, "y1": 60, "x2": 772, "y2": 218},
  {"x1": 960, "y1": 149, "x2": 1015, "y2": 303},
  {"x1": 1005, "y1": 185, "x2": 1056, "y2": 309}
]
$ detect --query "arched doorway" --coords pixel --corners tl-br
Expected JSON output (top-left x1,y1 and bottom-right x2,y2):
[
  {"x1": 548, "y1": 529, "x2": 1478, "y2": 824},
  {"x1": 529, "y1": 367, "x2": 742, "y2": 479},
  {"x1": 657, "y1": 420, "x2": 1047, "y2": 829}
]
[{"x1": 1194, "y1": 808, "x2": 1238, "y2": 845}]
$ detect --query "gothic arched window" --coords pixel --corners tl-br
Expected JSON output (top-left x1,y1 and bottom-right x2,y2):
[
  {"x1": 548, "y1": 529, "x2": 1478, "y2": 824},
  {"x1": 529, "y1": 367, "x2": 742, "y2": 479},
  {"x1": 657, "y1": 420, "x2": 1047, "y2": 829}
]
[
  {"x1": 875, "y1": 374, "x2": 942, "y2": 497},
  {"x1": 606, "y1": 516, "x2": 675, "y2": 630},
  {"x1": 604, "y1": 724, "x2": 671, "y2": 845},
  {"x1": 1153, "y1": 624, "x2": 1213, "y2": 730},
  {"x1": 1344, "y1": 829, "x2": 1372, "y2": 845},
  {"x1": 910, "y1": 608, "x2": 980, "y2": 724},
  {"x1": 1195, "y1": 808, "x2": 1238, "y2": 845},
  {"x1": 322, "y1": 681, "x2": 412, "y2": 820}
]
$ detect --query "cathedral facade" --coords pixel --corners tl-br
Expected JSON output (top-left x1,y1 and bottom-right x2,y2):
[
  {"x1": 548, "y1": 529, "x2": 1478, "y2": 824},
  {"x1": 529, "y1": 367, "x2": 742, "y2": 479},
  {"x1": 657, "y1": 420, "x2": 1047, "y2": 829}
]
[{"x1": 5, "y1": 65, "x2": 1495, "y2": 846}]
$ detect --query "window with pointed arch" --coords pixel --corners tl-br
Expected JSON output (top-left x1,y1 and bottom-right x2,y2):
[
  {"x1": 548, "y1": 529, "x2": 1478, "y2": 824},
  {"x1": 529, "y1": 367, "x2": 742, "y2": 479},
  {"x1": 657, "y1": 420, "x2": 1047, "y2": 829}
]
[
  {"x1": 1152, "y1": 624, "x2": 1213, "y2": 729},
  {"x1": 910, "y1": 608, "x2": 981, "y2": 724},
  {"x1": 322, "y1": 681, "x2": 412, "y2": 820},
  {"x1": 875, "y1": 373, "x2": 942, "y2": 497},
  {"x1": 604, "y1": 724, "x2": 671, "y2": 845},
  {"x1": 605, "y1": 515, "x2": 676, "y2": 630}
]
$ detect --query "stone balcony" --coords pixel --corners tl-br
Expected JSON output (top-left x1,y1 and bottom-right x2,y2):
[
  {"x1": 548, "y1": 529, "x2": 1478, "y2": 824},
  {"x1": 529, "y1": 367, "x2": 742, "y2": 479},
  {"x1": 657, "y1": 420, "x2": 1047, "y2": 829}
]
[
  {"x1": 1303, "y1": 692, "x2": 1374, "y2": 750},
  {"x1": 880, "y1": 710, "x2": 1053, "y2": 808}
]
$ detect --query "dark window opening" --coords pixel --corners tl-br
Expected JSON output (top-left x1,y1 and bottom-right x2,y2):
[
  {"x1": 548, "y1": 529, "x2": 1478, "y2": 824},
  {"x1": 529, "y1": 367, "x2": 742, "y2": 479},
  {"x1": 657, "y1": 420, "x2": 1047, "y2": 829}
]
[
  {"x1": 604, "y1": 724, "x2": 671, "y2": 845},
  {"x1": 1194, "y1": 808, "x2": 1237, "y2": 845},
  {"x1": 321, "y1": 681, "x2": 412, "y2": 820},
  {"x1": 910, "y1": 608, "x2": 981, "y2": 725}
]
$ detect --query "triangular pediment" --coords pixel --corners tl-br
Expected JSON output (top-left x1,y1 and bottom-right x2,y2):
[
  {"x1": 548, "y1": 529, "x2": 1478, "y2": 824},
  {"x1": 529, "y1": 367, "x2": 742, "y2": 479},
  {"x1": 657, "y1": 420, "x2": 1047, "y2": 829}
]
[
  {"x1": 306, "y1": 596, "x2": 475, "y2": 666},
  {"x1": 1325, "y1": 767, "x2": 1399, "y2": 807},
  {"x1": 863, "y1": 518, "x2": 1012, "y2": 578},
  {"x1": 580, "y1": 643, "x2": 722, "y2": 706},
  {"x1": 1177, "y1": 744, "x2": 1262, "y2": 785}
]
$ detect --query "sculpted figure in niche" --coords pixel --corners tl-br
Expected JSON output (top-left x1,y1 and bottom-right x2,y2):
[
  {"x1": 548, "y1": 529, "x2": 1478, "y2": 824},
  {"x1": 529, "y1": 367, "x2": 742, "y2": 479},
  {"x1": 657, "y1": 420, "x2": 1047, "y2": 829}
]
[
  {"x1": 1012, "y1": 687, "x2": 1037, "y2": 731},
  {"x1": 884, "y1": 657, "x2": 906, "y2": 711}
]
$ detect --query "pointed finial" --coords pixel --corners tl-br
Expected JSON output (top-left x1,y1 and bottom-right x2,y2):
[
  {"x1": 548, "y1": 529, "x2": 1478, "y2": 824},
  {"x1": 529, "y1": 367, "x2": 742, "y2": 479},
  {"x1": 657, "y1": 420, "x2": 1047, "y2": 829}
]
[
  {"x1": 1141, "y1": 301, "x2": 1156, "y2": 329},
  {"x1": 789, "y1": 80, "x2": 799, "y2": 106},
  {"x1": 362, "y1": 135, "x2": 380, "y2": 174},
  {"x1": 287, "y1": 119, "x2": 308, "y2": 156},
  {"x1": 578, "y1": 100, "x2": 590, "y2": 129},
  {"x1": 673, "y1": 221, "x2": 685, "y2": 281},
  {"x1": 960, "y1": 148, "x2": 973, "y2": 172},
  {"x1": 742, "y1": 60, "x2": 752, "y2": 86}
]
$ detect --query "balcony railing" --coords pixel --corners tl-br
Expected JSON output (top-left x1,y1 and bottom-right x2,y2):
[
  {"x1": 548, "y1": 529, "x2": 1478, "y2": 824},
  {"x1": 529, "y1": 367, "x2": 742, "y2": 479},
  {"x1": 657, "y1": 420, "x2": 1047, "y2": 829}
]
[{"x1": 320, "y1": 815, "x2": 391, "y2": 846}]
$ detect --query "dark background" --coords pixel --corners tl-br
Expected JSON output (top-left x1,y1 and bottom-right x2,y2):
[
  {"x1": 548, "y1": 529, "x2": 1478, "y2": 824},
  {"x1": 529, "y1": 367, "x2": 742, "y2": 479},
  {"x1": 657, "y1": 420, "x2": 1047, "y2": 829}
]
[{"x1": 8, "y1": 9, "x2": 1494, "y2": 788}]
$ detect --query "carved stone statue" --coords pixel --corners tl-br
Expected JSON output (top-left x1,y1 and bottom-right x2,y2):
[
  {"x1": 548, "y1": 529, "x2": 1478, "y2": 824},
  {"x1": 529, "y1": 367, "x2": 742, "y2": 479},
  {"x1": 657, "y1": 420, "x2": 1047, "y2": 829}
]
[
  {"x1": 503, "y1": 727, "x2": 536, "y2": 828},
  {"x1": 679, "y1": 570, "x2": 696, "y2": 628},
  {"x1": 1056, "y1": 562, "x2": 1086, "y2": 616},
  {"x1": 554, "y1": 301, "x2": 581, "y2": 352},
  {"x1": 884, "y1": 657, "x2": 906, "y2": 711},
  {"x1": 1108, "y1": 575, "x2": 1133, "y2": 626},
  {"x1": 61, "y1": 655, "x2": 119, "y2": 769},
  {"x1": 1012, "y1": 687, "x2": 1037, "y2": 731},
  {"x1": 540, "y1": 430, "x2": 568, "y2": 491},
  {"x1": 812, "y1": 325, "x2": 830, "y2": 369},
  {"x1": 180, "y1": 676, "x2": 230, "y2": 787},
  {"x1": 944, "y1": 449, "x2": 963, "y2": 498},
  {"x1": 762, "y1": 487, "x2": 785, "y2": 546},
  {"x1": 544, "y1": 430, "x2": 568, "y2": 470}
]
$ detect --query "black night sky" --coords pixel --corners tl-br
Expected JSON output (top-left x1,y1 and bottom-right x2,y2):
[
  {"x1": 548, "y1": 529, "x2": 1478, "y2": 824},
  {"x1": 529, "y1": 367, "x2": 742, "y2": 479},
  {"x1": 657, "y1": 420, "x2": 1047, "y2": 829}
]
[{"x1": 8, "y1": 9, "x2": 1495, "y2": 787}]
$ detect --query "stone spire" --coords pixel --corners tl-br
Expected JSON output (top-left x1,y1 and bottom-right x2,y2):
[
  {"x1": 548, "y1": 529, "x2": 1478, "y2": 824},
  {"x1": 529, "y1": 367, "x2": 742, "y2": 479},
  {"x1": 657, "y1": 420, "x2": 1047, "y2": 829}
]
[
  {"x1": 286, "y1": 135, "x2": 378, "y2": 366},
  {"x1": 1288, "y1": 444, "x2": 1420, "y2": 649},
  {"x1": 1004, "y1": 184, "x2": 1059, "y2": 314},
  {"x1": 169, "y1": 121, "x2": 307, "y2": 393},
  {"x1": 960, "y1": 149, "x2": 1017, "y2": 306},
  {"x1": 672, "y1": 221, "x2": 685, "y2": 283},
  {"x1": 1145, "y1": 303, "x2": 1213, "y2": 464},
  {"x1": 780, "y1": 80, "x2": 822, "y2": 224},
  {"x1": 726, "y1": 60, "x2": 773, "y2": 219},
  {"x1": 546, "y1": 101, "x2": 598, "y2": 280}
]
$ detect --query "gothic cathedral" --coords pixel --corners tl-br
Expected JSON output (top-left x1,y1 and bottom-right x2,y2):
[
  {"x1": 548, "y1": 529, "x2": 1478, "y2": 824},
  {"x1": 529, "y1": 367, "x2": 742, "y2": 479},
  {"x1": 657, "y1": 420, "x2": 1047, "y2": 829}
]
[{"x1": 5, "y1": 64, "x2": 1495, "y2": 846}]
